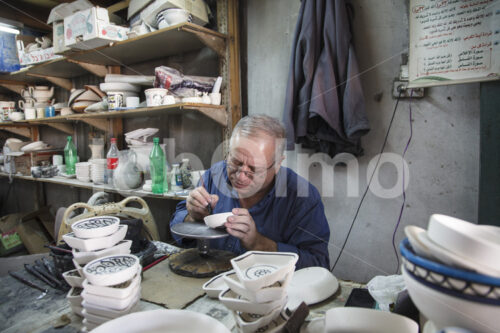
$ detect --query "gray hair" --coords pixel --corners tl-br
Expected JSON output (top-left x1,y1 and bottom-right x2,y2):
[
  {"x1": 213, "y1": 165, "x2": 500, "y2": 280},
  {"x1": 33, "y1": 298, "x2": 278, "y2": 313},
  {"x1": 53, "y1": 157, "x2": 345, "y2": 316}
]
[{"x1": 231, "y1": 114, "x2": 286, "y2": 156}]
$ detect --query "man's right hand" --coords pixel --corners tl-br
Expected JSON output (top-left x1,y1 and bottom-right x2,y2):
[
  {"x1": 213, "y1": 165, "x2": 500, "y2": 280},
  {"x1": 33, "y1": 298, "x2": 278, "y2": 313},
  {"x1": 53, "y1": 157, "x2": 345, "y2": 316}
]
[{"x1": 185, "y1": 186, "x2": 219, "y2": 221}]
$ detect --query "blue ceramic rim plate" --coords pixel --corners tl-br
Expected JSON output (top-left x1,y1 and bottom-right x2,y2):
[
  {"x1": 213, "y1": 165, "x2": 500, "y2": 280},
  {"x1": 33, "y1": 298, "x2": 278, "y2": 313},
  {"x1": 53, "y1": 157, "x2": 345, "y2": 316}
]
[
  {"x1": 403, "y1": 266, "x2": 500, "y2": 306},
  {"x1": 399, "y1": 238, "x2": 500, "y2": 287}
]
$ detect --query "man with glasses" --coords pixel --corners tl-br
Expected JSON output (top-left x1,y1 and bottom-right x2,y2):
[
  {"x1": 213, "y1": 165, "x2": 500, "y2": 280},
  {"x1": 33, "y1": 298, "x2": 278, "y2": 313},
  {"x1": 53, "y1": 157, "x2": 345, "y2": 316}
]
[{"x1": 170, "y1": 115, "x2": 330, "y2": 269}]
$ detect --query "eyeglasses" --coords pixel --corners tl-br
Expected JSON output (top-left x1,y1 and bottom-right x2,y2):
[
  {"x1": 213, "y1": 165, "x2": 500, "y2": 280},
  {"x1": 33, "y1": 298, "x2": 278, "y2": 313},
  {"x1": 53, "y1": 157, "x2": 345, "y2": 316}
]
[{"x1": 226, "y1": 154, "x2": 275, "y2": 178}]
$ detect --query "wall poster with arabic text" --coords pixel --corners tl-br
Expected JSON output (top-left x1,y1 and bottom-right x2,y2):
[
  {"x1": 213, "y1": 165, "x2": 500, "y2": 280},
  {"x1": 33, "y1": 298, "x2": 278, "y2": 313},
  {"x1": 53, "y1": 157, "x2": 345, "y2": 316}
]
[{"x1": 409, "y1": 0, "x2": 499, "y2": 87}]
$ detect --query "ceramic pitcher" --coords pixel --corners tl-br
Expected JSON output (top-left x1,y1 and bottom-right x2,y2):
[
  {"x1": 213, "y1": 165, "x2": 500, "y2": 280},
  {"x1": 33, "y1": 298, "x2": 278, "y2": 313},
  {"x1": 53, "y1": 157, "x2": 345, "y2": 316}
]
[{"x1": 113, "y1": 150, "x2": 142, "y2": 190}]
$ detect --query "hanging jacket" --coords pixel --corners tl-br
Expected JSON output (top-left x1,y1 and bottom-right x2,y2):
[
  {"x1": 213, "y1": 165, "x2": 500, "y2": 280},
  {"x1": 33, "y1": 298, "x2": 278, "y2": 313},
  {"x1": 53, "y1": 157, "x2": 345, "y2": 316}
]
[{"x1": 283, "y1": 0, "x2": 370, "y2": 157}]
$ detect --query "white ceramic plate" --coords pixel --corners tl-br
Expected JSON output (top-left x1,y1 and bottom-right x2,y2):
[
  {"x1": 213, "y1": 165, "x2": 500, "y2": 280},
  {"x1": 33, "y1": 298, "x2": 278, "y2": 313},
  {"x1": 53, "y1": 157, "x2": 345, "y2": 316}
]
[
  {"x1": 62, "y1": 225, "x2": 128, "y2": 252},
  {"x1": 204, "y1": 212, "x2": 233, "y2": 229},
  {"x1": 324, "y1": 307, "x2": 418, "y2": 333},
  {"x1": 223, "y1": 271, "x2": 291, "y2": 303},
  {"x1": 234, "y1": 306, "x2": 282, "y2": 333},
  {"x1": 82, "y1": 294, "x2": 140, "y2": 319},
  {"x1": 20, "y1": 141, "x2": 48, "y2": 152},
  {"x1": 99, "y1": 82, "x2": 141, "y2": 93},
  {"x1": 218, "y1": 288, "x2": 286, "y2": 315},
  {"x1": 231, "y1": 251, "x2": 298, "y2": 291},
  {"x1": 90, "y1": 309, "x2": 231, "y2": 333},
  {"x1": 72, "y1": 240, "x2": 132, "y2": 265},
  {"x1": 202, "y1": 270, "x2": 230, "y2": 298},
  {"x1": 404, "y1": 225, "x2": 437, "y2": 260},
  {"x1": 83, "y1": 267, "x2": 141, "y2": 299},
  {"x1": 62, "y1": 268, "x2": 85, "y2": 288},
  {"x1": 83, "y1": 254, "x2": 140, "y2": 287},
  {"x1": 82, "y1": 284, "x2": 140, "y2": 310},
  {"x1": 418, "y1": 231, "x2": 500, "y2": 276},
  {"x1": 287, "y1": 266, "x2": 338, "y2": 310},
  {"x1": 71, "y1": 216, "x2": 120, "y2": 239}
]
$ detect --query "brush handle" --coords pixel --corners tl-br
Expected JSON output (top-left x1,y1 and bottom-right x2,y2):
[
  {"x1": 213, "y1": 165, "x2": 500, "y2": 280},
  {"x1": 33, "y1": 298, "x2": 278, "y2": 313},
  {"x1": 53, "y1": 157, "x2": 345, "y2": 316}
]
[{"x1": 9, "y1": 271, "x2": 48, "y2": 293}]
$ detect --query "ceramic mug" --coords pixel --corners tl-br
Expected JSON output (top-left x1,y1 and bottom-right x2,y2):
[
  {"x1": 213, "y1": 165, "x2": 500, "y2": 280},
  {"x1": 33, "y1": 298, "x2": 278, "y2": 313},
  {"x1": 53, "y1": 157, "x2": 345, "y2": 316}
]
[
  {"x1": 126, "y1": 96, "x2": 139, "y2": 108},
  {"x1": 145, "y1": 88, "x2": 168, "y2": 107},
  {"x1": 25, "y1": 107, "x2": 36, "y2": 120},
  {"x1": 107, "y1": 92, "x2": 124, "y2": 110},
  {"x1": 18, "y1": 99, "x2": 35, "y2": 110},
  {"x1": 45, "y1": 106, "x2": 55, "y2": 117},
  {"x1": 36, "y1": 107, "x2": 45, "y2": 119}
]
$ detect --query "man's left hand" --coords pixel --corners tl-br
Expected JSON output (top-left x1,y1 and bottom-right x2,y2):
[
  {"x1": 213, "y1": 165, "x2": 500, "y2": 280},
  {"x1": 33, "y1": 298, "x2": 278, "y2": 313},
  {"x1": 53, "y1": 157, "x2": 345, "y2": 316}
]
[{"x1": 225, "y1": 208, "x2": 277, "y2": 251}]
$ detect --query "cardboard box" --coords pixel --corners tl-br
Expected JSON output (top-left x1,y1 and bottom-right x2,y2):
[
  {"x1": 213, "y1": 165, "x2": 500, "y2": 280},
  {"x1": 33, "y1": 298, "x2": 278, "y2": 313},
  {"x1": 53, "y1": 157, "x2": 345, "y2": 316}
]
[
  {"x1": 13, "y1": 150, "x2": 62, "y2": 176},
  {"x1": 15, "y1": 35, "x2": 63, "y2": 66},
  {"x1": 140, "y1": 0, "x2": 209, "y2": 27},
  {"x1": 53, "y1": 21, "x2": 70, "y2": 54},
  {"x1": 64, "y1": 7, "x2": 128, "y2": 50}
]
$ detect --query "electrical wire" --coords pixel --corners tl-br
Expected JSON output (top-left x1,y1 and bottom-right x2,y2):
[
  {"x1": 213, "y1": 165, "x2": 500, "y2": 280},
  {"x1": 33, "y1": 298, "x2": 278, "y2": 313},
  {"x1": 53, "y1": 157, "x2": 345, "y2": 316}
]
[{"x1": 331, "y1": 91, "x2": 402, "y2": 272}]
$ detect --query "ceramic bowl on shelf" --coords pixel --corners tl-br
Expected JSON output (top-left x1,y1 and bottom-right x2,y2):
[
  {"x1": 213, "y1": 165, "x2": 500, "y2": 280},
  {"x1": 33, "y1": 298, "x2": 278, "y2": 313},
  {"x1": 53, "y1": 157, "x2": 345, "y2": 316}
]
[
  {"x1": 89, "y1": 309, "x2": 231, "y2": 333},
  {"x1": 83, "y1": 254, "x2": 140, "y2": 287},
  {"x1": 162, "y1": 8, "x2": 192, "y2": 26},
  {"x1": 71, "y1": 216, "x2": 120, "y2": 239},
  {"x1": 204, "y1": 212, "x2": 233, "y2": 229},
  {"x1": 9, "y1": 112, "x2": 24, "y2": 121},
  {"x1": 219, "y1": 287, "x2": 286, "y2": 315},
  {"x1": 62, "y1": 224, "x2": 128, "y2": 252},
  {"x1": 230, "y1": 251, "x2": 298, "y2": 291},
  {"x1": 202, "y1": 270, "x2": 230, "y2": 298},
  {"x1": 72, "y1": 240, "x2": 132, "y2": 265},
  {"x1": 324, "y1": 307, "x2": 418, "y2": 333},
  {"x1": 83, "y1": 267, "x2": 141, "y2": 299},
  {"x1": 287, "y1": 266, "x2": 339, "y2": 310},
  {"x1": 63, "y1": 268, "x2": 85, "y2": 288},
  {"x1": 427, "y1": 214, "x2": 500, "y2": 274},
  {"x1": 223, "y1": 271, "x2": 291, "y2": 304}
]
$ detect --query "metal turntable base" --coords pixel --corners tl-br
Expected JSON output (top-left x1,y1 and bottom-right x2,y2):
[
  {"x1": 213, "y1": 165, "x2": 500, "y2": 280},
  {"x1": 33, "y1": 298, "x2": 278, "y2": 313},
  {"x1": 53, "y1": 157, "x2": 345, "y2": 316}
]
[{"x1": 169, "y1": 222, "x2": 235, "y2": 278}]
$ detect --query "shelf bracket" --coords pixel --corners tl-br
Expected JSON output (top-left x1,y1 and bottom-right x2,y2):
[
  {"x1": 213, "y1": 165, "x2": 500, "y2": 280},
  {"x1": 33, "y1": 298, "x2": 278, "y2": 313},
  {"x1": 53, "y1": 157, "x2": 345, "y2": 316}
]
[
  {"x1": 80, "y1": 118, "x2": 109, "y2": 132},
  {"x1": 67, "y1": 59, "x2": 108, "y2": 77},
  {"x1": 27, "y1": 73, "x2": 74, "y2": 91},
  {"x1": 0, "y1": 126, "x2": 32, "y2": 139},
  {"x1": 180, "y1": 26, "x2": 226, "y2": 57},
  {"x1": 184, "y1": 105, "x2": 228, "y2": 127},
  {"x1": 45, "y1": 122, "x2": 74, "y2": 135},
  {"x1": 0, "y1": 83, "x2": 25, "y2": 95}
]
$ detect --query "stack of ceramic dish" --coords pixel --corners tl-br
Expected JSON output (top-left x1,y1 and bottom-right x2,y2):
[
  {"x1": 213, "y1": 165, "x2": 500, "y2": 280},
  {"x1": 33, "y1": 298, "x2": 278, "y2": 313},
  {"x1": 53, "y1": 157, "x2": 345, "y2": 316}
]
[
  {"x1": 81, "y1": 254, "x2": 142, "y2": 331},
  {"x1": 90, "y1": 159, "x2": 106, "y2": 184},
  {"x1": 156, "y1": 8, "x2": 192, "y2": 29},
  {"x1": 216, "y1": 251, "x2": 298, "y2": 333},
  {"x1": 61, "y1": 216, "x2": 131, "y2": 318},
  {"x1": 75, "y1": 162, "x2": 91, "y2": 182},
  {"x1": 99, "y1": 82, "x2": 141, "y2": 110},
  {"x1": 401, "y1": 214, "x2": 500, "y2": 333}
]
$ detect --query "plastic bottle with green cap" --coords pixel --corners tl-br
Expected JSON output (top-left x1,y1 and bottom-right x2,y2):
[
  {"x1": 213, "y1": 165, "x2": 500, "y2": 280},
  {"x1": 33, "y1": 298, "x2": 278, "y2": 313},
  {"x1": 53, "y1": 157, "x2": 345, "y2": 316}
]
[
  {"x1": 149, "y1": 137, "x2": 165, "y2": 194},
  {"x1": 64, "y1": 136, "x2": 77, "y2": 175}
]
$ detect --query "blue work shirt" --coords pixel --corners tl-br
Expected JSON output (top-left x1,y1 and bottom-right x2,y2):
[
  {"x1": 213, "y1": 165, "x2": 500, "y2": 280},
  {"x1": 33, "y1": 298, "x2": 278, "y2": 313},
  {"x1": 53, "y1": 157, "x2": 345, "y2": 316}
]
[{"x1": 170, "y1": 161, "x2": 330, "y2": 269}]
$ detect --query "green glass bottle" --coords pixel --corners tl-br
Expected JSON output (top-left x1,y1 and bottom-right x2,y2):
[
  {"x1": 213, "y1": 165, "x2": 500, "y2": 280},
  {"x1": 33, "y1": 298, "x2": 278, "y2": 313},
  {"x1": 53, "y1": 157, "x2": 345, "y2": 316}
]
[
  {"x1": 64, "y1": 136, "x2": 77, "y2": 175},
  {"x1": 149, "y1": 137, "x2": 165, "y2": 194}
]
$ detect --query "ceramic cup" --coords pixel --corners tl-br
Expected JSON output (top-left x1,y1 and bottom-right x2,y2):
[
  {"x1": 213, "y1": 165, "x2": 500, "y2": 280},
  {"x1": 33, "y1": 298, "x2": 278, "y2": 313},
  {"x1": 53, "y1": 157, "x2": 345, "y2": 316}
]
[
  {"x1": 126, "y1": 96, "x2": 140, "y2": 108},
  {"x1": 36, "y1": 107, "x2": 45, "y2": 119},
  {"x1": 53, "y1": 154, "x2": 63, "y2": 166},
  {"x1": 18, "y1": 99, "x2": 35, "y2": 110},
  {"x1": 45, "y1": 106, "x2": 55, "y2": 118},
  {"x1": 108, "y1": 92, "x2": 124, "y2": 110},
  {"x1": 25, "y1": 107, "x2": 36, "y2": 120},
  {"x1": 145, "y1": 88, "x2": 168, "y2": 107}
]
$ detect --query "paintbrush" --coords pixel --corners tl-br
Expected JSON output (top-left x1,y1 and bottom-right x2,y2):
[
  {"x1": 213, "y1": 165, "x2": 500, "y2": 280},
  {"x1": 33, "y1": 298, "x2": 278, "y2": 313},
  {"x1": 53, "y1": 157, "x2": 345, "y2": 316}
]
[
  {"x1": 199, "y1": 174, "x2": 212, "y2": 215},
  {"x1": 9, "y1": 271, "x2": 48, "y2": 294}
]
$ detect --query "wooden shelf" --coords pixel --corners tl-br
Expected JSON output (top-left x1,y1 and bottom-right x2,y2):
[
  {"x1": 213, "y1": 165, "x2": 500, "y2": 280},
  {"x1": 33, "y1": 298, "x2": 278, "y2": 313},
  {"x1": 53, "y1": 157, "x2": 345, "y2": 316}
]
[{"x1": 0, "y1": 172, "x2": 188, "y2": 201}]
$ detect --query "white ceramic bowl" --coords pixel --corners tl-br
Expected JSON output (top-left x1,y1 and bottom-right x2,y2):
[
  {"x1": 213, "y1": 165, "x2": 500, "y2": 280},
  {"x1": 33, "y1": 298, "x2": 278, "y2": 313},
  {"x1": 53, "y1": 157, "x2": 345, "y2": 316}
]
[
  {"x1": 428, "y1": 214, "x2": 500, "y2": 273},
  {"x1": 63, "y1": 225, "x2": 128, "y2": 252},
  {"x1": 404, "y1": 225, "x2": 436, "y2": 260},
  {"x1": 324, "y1": 307, "x2": 418, "y2": 333},
  {"x1": 219, "y1": 287, "x2": 287, "y2": 315},
  {"x1": 72, "y1": 240, "x2": 132, "y2": 265},
  {"x1": 9, "y1": 112, "x2": 24, "y2": 121},
  {"x1": 83, "y1": 267, "x2": 141, "y2": 299},
  {"x1": 287, "y1": 266, "x2": 338, "y2": 310},
  {"x1": 233, "y1": 306, "x2": 283, "y2": 333},
  {"x1": 204, "y1": 212, "x2": 233, "y2": 229},
  {"x1": 63, "y1": 268, "x2": 85, "y2": 288},
  {"x1": 83, "y1": 254, "x2": 140, "y2": 287},
  {"x1": 66, "y1": 287, "x2": 83, "y2": 307},
  {"x1": 202, "y1": 270, "x2": 230, "y2": 298},
  {"x1": 223, "y1": 271, "x2": 291, "y2": 304},
  {"x1": 82, "y1": 294, "x2": 140, "y2": 319},
  {"x1": 231, "y1": 251, "x2": 298, "y2": 291},
  {"x1": 82, "y1": 284, "x2": 140, "y2": 310},
  {"x1": 71, "y1": 216, "x2": 120, "y2": 239},
  {"x1": 403, "y1": 267, "x2": 500, "y2": 333},
  {"x1": 90, "y1": 309, "x2": 231, "y2": 333},
  {"x1": 163, "y1": 8, "x2": 190, "y2": 26}
]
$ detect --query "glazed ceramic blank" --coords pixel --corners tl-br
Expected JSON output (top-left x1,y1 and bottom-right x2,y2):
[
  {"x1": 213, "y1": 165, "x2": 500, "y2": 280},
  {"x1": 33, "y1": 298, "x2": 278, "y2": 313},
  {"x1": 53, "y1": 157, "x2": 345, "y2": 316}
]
[
  {"x1": 231, "y1": 251, "x2": 298, "y2": 291},
  {"x1": 71, "y1": 216, "x2": 120, "y2": 239},
  {"x1": 223, "y1": 271, "x2": 291, "y2": 304},
  {"x1": 66, "y1": 287, "x2": 83, "y2": 307},
  {"x1": 82, "y1": 309, "x2": 110, "y2": 325},
  {"x1": 82, "y1": 267, "x2": 141, "y2": 299},
  {"x1": 287, "y1": 267, "x2": 339, "y2": 310},
  {"x1": 82, "y1": 284, "x2": 140, "y2": 310},
  {"x1": 83, "y1": 254, "x2": 140, "y2": 287},
  {"x1": 219, "y1": 288, "x2": 286, "y2": 315},
  {"x1": 62, "y1": 225, "x2": 128, "y2": 252},
  {"x1": 82, "y1": 294, "x2": 140, "y2": 319},
  {"x1": 90, "y1": 309, "x2": 231, "y2": 333},
  {"x1": 233, "y1": 306, "x2": 282, "y2": 333},
  {"x1": 204, "y1": 212, "x2": 233, "y2": 229},
  {"x1": 70, "y1": 303, "x2": 84, "y2": 317},
  {"x1": 324, "y1": 307, "x2": 418, "y2": 333},
  {"x1": 72, "y1": 240, "x2": 132, "y2": 265},
  {"x1": 404, "y1": 225, "x2": 437, "y2": 260},
  {"x1": 63, "y1": 269, "x2": 85, "y2": 288},
  {"x1": 202, "y1": 270, "x2": 231, "y2": 298}
]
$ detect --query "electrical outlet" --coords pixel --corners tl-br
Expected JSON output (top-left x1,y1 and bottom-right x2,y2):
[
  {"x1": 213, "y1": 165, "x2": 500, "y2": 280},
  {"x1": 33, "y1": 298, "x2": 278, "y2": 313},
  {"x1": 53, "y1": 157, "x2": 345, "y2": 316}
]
[{"x1": 392, "y1": 81, "x2": 425, "y2": 98}]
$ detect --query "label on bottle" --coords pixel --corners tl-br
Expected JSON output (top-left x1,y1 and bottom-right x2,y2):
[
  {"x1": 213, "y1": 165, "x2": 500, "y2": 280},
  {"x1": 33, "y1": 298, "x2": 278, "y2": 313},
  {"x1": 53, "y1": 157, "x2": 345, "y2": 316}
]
[{"x1": 107, "y1": 157, "x2": 118, "y2": 170}]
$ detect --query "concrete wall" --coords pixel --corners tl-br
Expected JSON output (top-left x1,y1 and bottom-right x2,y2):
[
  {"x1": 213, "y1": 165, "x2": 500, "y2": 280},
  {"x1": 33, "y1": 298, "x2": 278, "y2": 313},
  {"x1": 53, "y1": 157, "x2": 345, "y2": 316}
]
[{"x1": 244, "y1": 0, "x2": 480, "y2": 282}]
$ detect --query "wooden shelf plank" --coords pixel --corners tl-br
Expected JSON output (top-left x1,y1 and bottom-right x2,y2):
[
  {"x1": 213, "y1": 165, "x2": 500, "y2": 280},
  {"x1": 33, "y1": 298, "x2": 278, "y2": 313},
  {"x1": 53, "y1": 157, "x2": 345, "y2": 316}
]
[{"x1": 0, "y1": 172, "x2": 187, "y2": 201}]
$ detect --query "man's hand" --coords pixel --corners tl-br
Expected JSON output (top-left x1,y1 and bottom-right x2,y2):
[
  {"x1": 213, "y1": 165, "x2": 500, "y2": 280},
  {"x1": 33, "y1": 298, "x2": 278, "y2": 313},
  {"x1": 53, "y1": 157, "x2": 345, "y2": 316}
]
[
  {"x1": 225, "y1": 208, "x2": 277, "y2": 251},
  {"x1": 185, "y1": 187, "x2": 219, "y2": 221}
]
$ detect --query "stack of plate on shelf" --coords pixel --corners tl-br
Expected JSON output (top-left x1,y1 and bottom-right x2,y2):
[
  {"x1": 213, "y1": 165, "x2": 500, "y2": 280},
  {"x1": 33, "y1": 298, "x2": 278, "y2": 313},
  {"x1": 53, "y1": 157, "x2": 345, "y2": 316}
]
[
  {"x1": 75, "y1": 162, "x2": 91, "y2": 182},
  {"x1": 401, "y1": 214, "x2": 500, "y2": 333},
  {"x1": 90, "y1": 159, "x2": 106, "y2": 183},
  {"x1": 215, "y1": 251, "x2": 298, "y2": 333},
  {"x1": 61, "y1": 216, "x2": 131, "y2": 317},
  {"x1": 81, "y1": 254, "x2": 142, "y2": 331}
]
